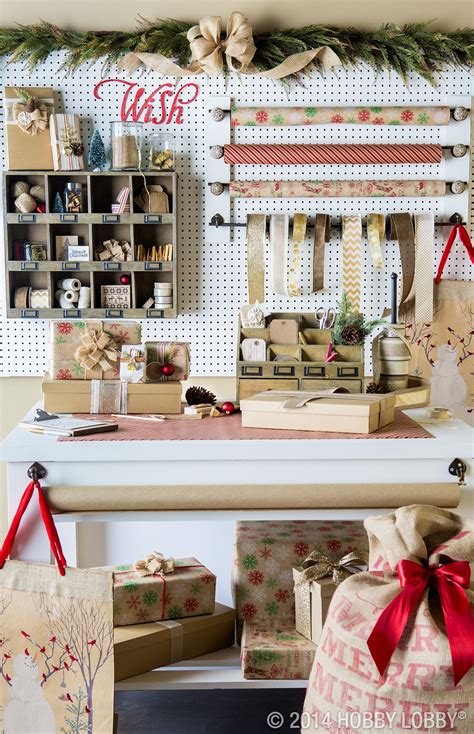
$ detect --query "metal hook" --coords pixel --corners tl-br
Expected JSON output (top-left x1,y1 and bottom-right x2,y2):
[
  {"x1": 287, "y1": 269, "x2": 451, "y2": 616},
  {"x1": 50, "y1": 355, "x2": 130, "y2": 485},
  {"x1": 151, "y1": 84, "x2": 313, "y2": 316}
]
[
  {"x1": 27, "y1": 462, "x2": 47, "y2": 482},
  {"x1": 448, "y1": 458, "x2": 467, "y2": 486}
]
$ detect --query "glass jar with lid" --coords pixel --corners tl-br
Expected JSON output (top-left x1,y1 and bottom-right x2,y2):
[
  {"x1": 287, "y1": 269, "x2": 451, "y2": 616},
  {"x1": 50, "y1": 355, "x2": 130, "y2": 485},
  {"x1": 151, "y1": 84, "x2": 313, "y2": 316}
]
[
  {"x1": 110, "y1": 121, "x2": 144, "y2": 170},
  {"x1": 63, "y1": 182, "x2": 84, "y2": 213},
  {"x1": 149, "y1": 133, "x2": 175, "y2": 171}
]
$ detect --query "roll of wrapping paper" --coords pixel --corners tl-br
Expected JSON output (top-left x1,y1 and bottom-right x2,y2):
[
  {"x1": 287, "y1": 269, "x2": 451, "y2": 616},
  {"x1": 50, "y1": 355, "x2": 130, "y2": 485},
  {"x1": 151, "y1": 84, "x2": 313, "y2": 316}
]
[
  {"x1": 246, "y1": 214, "x2": 266, "y2": 303},
  {"x1": 313, "y1": 214, "x2": 330, "y2": 292},
  {"x1": 223, "y1": 144, "x2": 442, "y2": 166},
  {"x1": 366, "y1": 214, "x2": 385, "y2": 269},
  {"x1": 229, "y1": 180, "x2": 447, "y2": 198},
  {"x1": 231, "y1": 106, "x2": 451, "y2": 126}
]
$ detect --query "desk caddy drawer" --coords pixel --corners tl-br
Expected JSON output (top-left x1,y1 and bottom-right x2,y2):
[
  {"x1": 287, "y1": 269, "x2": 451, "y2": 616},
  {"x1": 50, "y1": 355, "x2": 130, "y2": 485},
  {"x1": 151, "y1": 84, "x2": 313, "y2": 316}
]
[
  {"x1": 301, "y1": 378, "x2": 363, "y2": 393},
  {"x1": 239, "y1": 378, "x2": 299, "y2": 400}
]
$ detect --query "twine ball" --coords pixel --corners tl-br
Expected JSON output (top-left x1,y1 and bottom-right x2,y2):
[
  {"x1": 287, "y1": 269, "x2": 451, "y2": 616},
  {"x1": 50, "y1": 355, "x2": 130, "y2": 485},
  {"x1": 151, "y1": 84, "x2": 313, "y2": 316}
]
[
  {"x1": 15, "y1": 192, "x2": 37, "y2": 213},
  {"x1": 30, "y1": 184, "x2": 46, "y2": 202},
  {"x1": 12, "y1": 181, "x2": 30, "y2": 198}
]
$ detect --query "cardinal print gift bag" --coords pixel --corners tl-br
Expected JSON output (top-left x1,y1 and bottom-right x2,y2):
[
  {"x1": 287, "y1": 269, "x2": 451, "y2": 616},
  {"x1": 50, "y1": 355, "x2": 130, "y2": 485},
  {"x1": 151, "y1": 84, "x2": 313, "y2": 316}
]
[{"x1": 0, "y1": 561, "x2": 114, "y2": 734}]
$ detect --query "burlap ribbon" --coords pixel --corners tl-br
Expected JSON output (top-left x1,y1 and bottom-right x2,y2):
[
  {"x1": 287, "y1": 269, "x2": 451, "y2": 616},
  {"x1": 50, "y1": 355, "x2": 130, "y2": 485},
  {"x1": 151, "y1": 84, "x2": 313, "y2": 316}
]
[
  {"x1": 295, "y1": 550, "x2": 368, "y2": 587},
  {"x1": 133, "y1": 551, "x2": 175, "y2": 577},
  {"x1": 75, "y1": 329, "x2": 120, "y2": 376},
  {"x1": 12, "y1": 102, "x2": 48, "y2": 135},
  {"x1": 119, "y1": 13, "x2": 340, "y2": 78}
]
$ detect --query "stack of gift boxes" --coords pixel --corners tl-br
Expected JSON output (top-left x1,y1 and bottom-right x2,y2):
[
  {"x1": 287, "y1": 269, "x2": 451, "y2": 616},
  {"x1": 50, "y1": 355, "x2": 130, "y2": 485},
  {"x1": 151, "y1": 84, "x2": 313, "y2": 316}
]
[{"x1": 42, "y1": 318, "x2": 190, "y2": 414}]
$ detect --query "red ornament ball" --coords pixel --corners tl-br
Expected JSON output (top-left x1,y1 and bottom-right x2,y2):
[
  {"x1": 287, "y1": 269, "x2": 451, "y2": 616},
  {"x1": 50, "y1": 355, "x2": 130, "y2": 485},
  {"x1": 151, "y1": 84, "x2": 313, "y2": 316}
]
[
  {"x1": 221, "y1": 401, "x2": 235, "y2": 415},
  {"x1": 161, "y1": 363, "x2": 175, "y2": 376},
  {"x1": 120, "y1": 274, "x2": 131, "y2": 285},
  {"x1": 36, "y1": 204, "x2": 46, "y2": 213}
]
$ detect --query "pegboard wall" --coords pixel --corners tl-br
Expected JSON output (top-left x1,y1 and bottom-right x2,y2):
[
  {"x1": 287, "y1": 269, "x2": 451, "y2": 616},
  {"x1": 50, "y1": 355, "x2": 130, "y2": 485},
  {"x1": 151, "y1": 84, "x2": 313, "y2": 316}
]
[{"x1": 0, "y1": 55, "x2": 471, "y2": 376}]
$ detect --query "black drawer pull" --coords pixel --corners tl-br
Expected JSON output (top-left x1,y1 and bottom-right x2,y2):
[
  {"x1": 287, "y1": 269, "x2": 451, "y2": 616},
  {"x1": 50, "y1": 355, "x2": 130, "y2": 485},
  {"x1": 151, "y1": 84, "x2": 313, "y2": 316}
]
[
  {"x1": 144, "y1": 214, "x2": 162, "y2": 223},
  {"x1": 147, "y1": 309, "x2": 164, "y2": 318},
  {"x1": 20, "y1": 261, "x2": 39, "y2": 271},
  {"x1": 103, "y1": 261, "x2": 122, "y2": 271},
  {"x1": 61, "y1": 261, "x2": 80, "y2": 271},
  {"x1": 242, "y1": 366, "x2": 262, "y2": 376},
  {"x1": 304, "y1": 366, "x2": 325, "y2": 377},
  {"x1": 102, "y1": 214, "x2": 120, "y2": 223},
  {"x1": 145, "y1": 262, "x2": 163, "y2": 271},
  {"x1": 60, "y1": 213, "x2": 78, "y2": 223},
  {"x1": 65, "y1": 309, "x2": 82, "y2": 318},
  {"x1": 274, "y1": 365, "x2": 295, "y2": 376},
  {"x1": 337, "y1": 367, "x2": 359, "y2": 377},
  {"x1": 18, "y1": 214, "x2": 36, "y2": 223},
  {"x1": 21, "y1": 309, "x2": 39, "y2": 318},
  {"x1": 105, "y1": 308, "x2": 123, "y2": 318}
]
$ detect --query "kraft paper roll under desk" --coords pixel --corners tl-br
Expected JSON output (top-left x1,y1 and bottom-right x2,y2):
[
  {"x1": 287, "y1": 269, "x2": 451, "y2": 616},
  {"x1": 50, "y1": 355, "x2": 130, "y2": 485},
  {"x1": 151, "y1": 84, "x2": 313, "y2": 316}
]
[{"x1": 1, "y1": 403, "x2": 472, "y2": 691}]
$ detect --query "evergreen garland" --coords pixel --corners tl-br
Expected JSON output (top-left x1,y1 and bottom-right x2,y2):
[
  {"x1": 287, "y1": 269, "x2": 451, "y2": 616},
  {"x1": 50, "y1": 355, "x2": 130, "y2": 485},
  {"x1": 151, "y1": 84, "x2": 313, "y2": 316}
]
[
  {"x1": 0, "y1": 19, "x2": 471, "y2": 82},
  {"x1": 333, "y1": 292, "x2": 385, "y2": 346}
]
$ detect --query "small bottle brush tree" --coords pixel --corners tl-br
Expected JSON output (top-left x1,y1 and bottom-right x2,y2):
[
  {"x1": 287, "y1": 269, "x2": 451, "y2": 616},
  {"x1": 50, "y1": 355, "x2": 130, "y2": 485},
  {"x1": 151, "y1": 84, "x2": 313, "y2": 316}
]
[{"x1": 88, "y1": 130, "x2": 107, "y2": 171}]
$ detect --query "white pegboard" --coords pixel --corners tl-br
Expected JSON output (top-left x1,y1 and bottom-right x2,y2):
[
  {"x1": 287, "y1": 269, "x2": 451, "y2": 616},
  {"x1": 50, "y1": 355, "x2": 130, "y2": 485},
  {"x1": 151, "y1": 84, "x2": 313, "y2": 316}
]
[{"x1": 0, "y1": 55, "x2": 471, "y2": 376}]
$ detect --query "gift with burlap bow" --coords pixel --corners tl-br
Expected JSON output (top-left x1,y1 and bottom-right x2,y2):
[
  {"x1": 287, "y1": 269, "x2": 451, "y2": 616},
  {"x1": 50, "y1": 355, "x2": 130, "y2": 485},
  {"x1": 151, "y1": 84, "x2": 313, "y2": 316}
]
[
  {"x1": 133, "y1": 551, "x2": 175, "y2": 577},
  {"x1": 296, "y1": 549, "x2": 369, "y2": 587},
  {"x1": 13, "y1": 101, "x2": 49, "y2": 135},
  {"x1": 75, "y1": 328, "x2": 121, "y2": 379}
]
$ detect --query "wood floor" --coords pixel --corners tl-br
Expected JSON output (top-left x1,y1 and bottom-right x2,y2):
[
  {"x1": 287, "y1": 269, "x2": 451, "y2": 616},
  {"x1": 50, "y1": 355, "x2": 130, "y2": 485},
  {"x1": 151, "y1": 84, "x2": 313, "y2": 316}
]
[{"x1": 115, "y1": 690, "x2": 306, "y2": 733}]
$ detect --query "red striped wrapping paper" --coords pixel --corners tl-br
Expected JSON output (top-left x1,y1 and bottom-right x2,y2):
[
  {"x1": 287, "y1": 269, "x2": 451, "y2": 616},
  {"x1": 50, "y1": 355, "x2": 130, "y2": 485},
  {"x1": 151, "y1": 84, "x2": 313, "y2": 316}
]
[
  {"x1": 223, "y1": 144, "x2": 442, "y2": 165},
  {"x1": 229, "y1": 180, "x2": 447, "y2": 198}
]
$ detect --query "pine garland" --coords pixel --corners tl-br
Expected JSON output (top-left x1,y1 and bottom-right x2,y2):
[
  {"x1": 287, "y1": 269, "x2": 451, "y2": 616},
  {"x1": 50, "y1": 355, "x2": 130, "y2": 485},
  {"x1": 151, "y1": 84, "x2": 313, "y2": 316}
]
[
  {"x1": 0, "y1": 19, "x2": 472, "y2": 82},
  {"x1": 333, "y1": 292, "x2": 386, "y2": 346}
]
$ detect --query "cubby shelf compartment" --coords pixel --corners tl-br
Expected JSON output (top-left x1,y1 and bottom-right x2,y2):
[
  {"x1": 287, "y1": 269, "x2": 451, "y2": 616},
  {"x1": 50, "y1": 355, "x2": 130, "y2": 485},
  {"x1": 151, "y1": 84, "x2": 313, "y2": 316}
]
[{"x1": 3, "y1": 171, "x2": 178, "y2": 319}]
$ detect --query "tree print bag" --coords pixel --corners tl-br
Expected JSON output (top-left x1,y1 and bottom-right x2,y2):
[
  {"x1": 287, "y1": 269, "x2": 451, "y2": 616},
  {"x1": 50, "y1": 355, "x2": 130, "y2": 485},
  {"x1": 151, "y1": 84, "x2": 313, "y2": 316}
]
[{"x1": 0, "y1": 475, "x2": 114, "y2": 733}]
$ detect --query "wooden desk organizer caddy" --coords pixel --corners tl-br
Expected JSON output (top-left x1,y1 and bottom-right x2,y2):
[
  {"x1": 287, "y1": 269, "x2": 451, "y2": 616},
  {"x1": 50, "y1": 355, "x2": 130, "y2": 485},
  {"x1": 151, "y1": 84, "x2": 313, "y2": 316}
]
[{"x1": 236, "y1": 312, "x2": 364, "y2": 400}]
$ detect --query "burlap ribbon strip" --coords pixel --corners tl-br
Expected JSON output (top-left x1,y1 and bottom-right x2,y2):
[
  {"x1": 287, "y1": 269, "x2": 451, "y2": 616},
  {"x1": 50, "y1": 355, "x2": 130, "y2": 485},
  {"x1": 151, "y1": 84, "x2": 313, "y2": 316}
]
[
  {"x1": 119, "y1": 13, "x2": 340, "y2": 79},
  {"x1": 390, "y1": 213, "x2": 416, "y2": 320},
  {"x1": 75, "y1": 329, "x2": 120, "y2": 377},
  {"x1": 313, "y1": 213, "x2": 330, "y2": 291},
  {"x1": 133, "y1": 551, "x2": 175, "y2": 577},
  {"x1": 296, "y1": 550, "x2": 369, "y2": 587},
  {"x1": 246, "y1": 213, "x2": 267, "y2": 303},
  {"x1": 13, "y1": 102, "x2": 48, "y2": 135}
]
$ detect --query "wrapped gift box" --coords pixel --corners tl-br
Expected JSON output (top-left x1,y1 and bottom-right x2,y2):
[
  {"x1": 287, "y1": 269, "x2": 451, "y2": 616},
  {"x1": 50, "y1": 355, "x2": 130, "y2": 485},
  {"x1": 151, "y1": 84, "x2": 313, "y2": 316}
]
[
  {"x1": 292, "y1": 568, "x2": 336, "y2": 643},
  {"x1": 4, "y1": 87, "x2": 55, "y2": 170},
  {"x1": 241, "y1": 390, "x2": 395, "y2": 434},
  {"x1": 42, "y1": 373, "x2": 182, "y2": 414},
  {"x1": 49, "y1": 319, "x2": 141, "y2": 380},
  {"x1": 233, "y1": 520, "x2": 367, "y2": 632},
  {"x1": 50, "y1": 113, "x2": 84, "y2": 170},
  {"x1": 241, "y1": 620, "x2": 316, "y2": 680},
  {"x1": 97, "y1": 557, "x2": 216, "y2": 627},
  {"x1": 145, "y1": 341, "x2": 190, "y2": 381},
  {"x1": 114, "y1": 603, "x2": 235, "y2": 680}
]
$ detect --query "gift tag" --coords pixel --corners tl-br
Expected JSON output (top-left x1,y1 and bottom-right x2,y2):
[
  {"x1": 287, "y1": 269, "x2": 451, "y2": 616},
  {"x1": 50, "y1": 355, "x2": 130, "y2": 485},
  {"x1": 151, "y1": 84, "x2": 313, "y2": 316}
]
[
  {"x1": 241, "y1": 338, "x2": 266, "y2": 362},
  {"x1": 269, "y1": 319, "x2": 299, "y2": 344}
]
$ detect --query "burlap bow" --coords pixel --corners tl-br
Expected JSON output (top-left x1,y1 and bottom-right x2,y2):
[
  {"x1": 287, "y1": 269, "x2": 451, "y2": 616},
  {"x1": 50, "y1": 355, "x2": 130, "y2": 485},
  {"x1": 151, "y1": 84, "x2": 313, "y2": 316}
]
[
  {"x1": 296, "y1": 550, "x2": 368, "y2": 587},
  {"x1": 13, "y1": 102, "x2": 48, "y2": 135},
  {"x1": 119, "y1": 12, "x2": 340, "y2": 79},
  {"x1": 133, "y1": 551, "x2": 175, "y2": 577},
  {"x1": 75, "y1": 329, "x2": 120, "y2": 376}
]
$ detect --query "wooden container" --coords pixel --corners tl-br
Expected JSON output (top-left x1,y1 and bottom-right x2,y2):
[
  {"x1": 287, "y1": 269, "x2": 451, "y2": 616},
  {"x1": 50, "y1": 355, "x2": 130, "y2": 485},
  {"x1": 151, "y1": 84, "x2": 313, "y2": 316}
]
[{"x1": 377, "y1": 326, "x2": 411, "y2": 391}]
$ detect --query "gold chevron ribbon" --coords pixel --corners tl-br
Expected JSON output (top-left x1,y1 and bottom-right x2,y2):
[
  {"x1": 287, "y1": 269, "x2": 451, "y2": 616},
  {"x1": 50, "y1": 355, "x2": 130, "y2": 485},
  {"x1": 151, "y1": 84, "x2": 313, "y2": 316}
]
[
  {"x1": 367, "y1": 213, "x2": 385, "y2": 269},
  {"x1": 296, "y1": 550, "x2": 369, "y2": 587},
  {"x1": 342, "y1": 215, "x2": 362, "y2": 310}
]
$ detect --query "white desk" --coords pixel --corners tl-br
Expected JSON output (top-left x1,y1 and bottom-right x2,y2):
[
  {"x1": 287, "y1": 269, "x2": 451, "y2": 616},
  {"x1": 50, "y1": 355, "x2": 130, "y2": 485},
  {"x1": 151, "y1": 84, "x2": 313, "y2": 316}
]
[{"x1": 1, "y1": 405, "x2": 472, "y2": 690}]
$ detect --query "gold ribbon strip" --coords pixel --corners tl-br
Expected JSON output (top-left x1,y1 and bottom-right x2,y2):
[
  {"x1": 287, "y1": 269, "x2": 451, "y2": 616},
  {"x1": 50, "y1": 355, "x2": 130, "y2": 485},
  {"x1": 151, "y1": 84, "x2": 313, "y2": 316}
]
[
  {"x1": 13, "y1": 102, "x2": 48, "y2": 135},
  {"x1": 246, "y1": 213, "x2": 266, "y2": 304},
  {"x1": 287, "y1": 213, "x2": 308, "y2": 297},
  {"x1": 119, "y1": 13, "x2": 340, "y2": 79},
  {"x1": 75, "y1": 329, "x2": 120, "y2": 376},
  {"x1": 134, "y1": 551, "x2": 175, "y2": 577},
  {"x1": 313, "y1": 213, "x2": 330, "y2": 292},
  {"x1": 296, "y1": 550, "x2": 369, "y2": 587},
  {"x1": 413, "y1": 212, "x2": 434, "y2": 323},
  {"x1": 366, "y1": 213, "x2": 385, "y2": 269},
  {"x1": 390, "y1": 213, "x2": 416, "y2": 319}
]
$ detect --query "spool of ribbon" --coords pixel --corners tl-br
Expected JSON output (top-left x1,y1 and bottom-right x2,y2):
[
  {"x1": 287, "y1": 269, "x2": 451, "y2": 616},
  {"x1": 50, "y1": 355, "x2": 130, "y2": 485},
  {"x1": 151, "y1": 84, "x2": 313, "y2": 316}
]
[
  {"x1": 223, "y1": 144, "x2": 443, "y2": 166},
  {"x1": 75, "y1": 329, "x2": 120, "y2": 377},
  {"x1": 231, "y1": 106, "x2": 451, "y2": 127},
  {"x1": 12, "y1": 101, "x2": 48, "y2": 136},
  {"x1": 119, "y1": 13, "x2": 340, "y2": 79},
  {"x1": 269, "y1": 214, "x2": 289, "y2": 296},
  {"x1": 366, "y1": 214, "x2": 385, "y2": 269},
  {"x1": 367, "y1": 558, "x2": 474, "y2": 686},
  {"x1": 230, "y1": 180, "x2": 447, "y2": 198},
  {"x1": 287, "y1": 213, "x2": 308, "y2": 297},
  {"x1": 246, "y1": 213, "x2": 266, "y2": 303},
  {"x1": 313, "y1": 213, "x2": 330, "y2": 291},
  {"x1": 390, "y1": 213, "x2": 415, "y2": 318},
  {"x1": 133, "y1": 551, "x2": 175, "y2": 577},
  {"x1": 435, "y1": 222, "x2": 474, "y2": 284},
  {"x1": 295, "y1": 549, "x2": 369, "y2": 587}
]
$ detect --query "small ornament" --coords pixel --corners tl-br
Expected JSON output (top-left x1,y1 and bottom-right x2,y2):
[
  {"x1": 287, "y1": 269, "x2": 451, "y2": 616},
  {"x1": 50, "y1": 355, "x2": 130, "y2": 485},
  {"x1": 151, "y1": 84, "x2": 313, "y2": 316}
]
[
  {"x1": 161, "y1": 363, "x2": 175, "y2": 377},
  {"x1": 450, "y1": 180, "x2": 466, "y2": 195},
  {"x1": 53, "y1": 191, "x2": 65, "y2": 213},
  {"x1": 88, "y1": 129, "x2": 107, "y2": 171},
  {"x1": 59, "y1": 123, "x2": 83, "y2": 159},
  {"x1": 210, "y1": 181, "x2": 225, "y2": 196},
  {"x1": 210, "y1": 145, "x2": 224, "y2": 159},
  {"x1": 120, "y1": 274, "x2": 131, "y2": 285},
  {"x1": 36, "y1": 203, "x2": 46, "y2": 213},
  {"x1": 366, "y1": 381, "x2": 384, "y2": 394},
  {"x1": 240, "y1": 301, "x2": 266, "y2": 328},
  {"x1": 451, "y1": 143, "x2": 467, "y2": 158},
  {"x1": 452, "y1": 106, "x2": 469, "y2": 122},
  {"x1": 221, "y1": 401, "x2": 235, "y2": 415},
  {"x1": 185, "y1": 386, "x2": 217, "y2": 406},
  {"x1": 210, "y1": 107, "x2": 225, "y2": 122}
]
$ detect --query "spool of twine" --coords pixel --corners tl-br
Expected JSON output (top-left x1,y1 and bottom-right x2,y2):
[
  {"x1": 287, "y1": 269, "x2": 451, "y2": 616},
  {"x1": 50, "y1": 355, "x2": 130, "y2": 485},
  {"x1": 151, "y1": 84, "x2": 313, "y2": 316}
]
[
  {"x1": 15, "y1": 192, "x2": 37, "y2": 213},
  {"x1": 378, "y1": 325, "x2": 411, "y2": 391},
  {"x1": 112, "y1": 135, "x2": 139, "y2": 169}
]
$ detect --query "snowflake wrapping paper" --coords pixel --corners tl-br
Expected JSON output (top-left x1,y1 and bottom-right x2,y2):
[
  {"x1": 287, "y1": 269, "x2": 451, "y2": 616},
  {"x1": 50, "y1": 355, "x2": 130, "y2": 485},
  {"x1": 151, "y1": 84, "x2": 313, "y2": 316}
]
[
  {"x1": 241, "y1": 619, "x2": 316, "y2": 680},
  {"x1": 98, "y1": 557, "x2": 216, "y2": 626},
  {"x1": 233, "y1": 520, "x2": 367, "y2": 631}
]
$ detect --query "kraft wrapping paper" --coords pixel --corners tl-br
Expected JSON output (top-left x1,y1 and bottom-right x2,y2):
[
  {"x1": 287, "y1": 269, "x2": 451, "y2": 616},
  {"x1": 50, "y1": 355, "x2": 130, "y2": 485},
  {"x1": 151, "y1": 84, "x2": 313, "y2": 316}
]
[
  {"x1": 230, "y1": 180, "x2": 447, "y2": 198},
  {"x1": 231, "y1": 106, "x2": 451, "y2": 126},
  {"x1": 241, "y1": 620, "x2": 316, "y2": 679}
]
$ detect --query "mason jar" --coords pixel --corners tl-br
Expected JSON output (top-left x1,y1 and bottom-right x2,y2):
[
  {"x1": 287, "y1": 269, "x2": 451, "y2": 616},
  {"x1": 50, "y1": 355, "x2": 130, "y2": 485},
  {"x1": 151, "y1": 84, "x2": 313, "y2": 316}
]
[
  {"x1": 110, "y1": 121, "x2": 144, "y2": 170},
  {"x1": 149, "y1": 132, "x2": 175, "y2": 171},
  {"x1": 64, "y1": 182, "x2": 84, "y2": 213}
]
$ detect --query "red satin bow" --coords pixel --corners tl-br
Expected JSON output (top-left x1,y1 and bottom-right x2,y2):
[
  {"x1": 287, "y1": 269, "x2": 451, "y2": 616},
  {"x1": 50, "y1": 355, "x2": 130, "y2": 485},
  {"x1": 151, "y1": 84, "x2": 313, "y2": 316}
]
[
  {"x1": 367, "y1": 558, "x2": 474, "y2": 686},
  {"x1": 435, "y1": 224, "x2": 474, "y2": 284}
]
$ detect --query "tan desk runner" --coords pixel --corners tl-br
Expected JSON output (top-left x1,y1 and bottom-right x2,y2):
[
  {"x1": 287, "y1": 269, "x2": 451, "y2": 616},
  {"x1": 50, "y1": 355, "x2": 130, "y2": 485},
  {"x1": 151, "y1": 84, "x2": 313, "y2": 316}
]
[{"x1": 59, "y1": 410, "x2": 432, "y2": 441}]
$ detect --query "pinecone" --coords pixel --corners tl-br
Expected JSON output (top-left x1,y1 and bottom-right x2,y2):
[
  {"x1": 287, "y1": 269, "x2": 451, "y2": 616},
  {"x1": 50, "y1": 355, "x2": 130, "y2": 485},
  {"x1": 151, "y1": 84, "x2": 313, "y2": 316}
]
[
  {"x1": 366, "y1": 381, "x2": 384, "y2": 394},
  {"x1": 185, "y1": 386, "x2": 217, "y2": 406},
  {"x1": 25, "y1": 96, "x2": 37, "y2": 113},
  {"x1": 71, "y1": 142, "x2": 84, "y2": 157},
  {"x1": 340, "y1": 324, "x2": 364, "y2": 345}
]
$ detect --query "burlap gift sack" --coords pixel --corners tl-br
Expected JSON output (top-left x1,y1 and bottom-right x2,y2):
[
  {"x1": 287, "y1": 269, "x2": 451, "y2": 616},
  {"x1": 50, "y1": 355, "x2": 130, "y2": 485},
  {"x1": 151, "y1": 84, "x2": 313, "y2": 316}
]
[{"x1": 302, "y1": 505, "x2": 474, "y2": 733}]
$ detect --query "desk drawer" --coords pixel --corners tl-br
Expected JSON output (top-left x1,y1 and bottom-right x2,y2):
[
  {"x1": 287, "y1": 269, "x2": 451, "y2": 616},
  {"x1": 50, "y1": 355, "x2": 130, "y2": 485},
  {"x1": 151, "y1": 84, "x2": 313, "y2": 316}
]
[
  {"x1": 238, "y1": 378, "x2": 298, "y2": 400},
  {"x1": 301, "y1": 379, "x2": 363, "y2": 393}
]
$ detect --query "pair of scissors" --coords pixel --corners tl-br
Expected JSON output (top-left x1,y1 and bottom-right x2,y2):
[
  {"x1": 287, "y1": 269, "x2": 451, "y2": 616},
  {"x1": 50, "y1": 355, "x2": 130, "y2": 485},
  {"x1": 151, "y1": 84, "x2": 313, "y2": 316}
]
[{"x1": 315, "y1": 306, "x2": 336, "y2": 329}]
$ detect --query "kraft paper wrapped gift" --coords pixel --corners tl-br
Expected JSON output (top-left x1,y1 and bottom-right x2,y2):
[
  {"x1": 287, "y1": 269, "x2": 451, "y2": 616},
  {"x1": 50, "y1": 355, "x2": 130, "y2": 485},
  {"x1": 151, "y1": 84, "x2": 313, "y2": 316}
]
[
  {"x1": 49, "y1": 319, "x2": 141, "y2": 380},
  {"x1": 42, "y1": 373, "x2": 182, "y2": 414},
  {"x1": 145, "y1": 341, "x2": 190, "y2": 381},
  {"x1": 114, "y1": 603, "x2": 235, "y2": 680},
  {"x1": 241, "y1": 620, "x2": 316, "y2": 680},
  {"x1": 240, "y1": 390, "x2": 396, "y2": 434},
  {"x1": 98, "y1": 556, "x2": 216, "y2": 627},
  {"x1": 4, "y1": 87, "x2": 55, "y2": 170},
  {"x1": 233, "y1": 520, "x2": 367, "y2": 632}
]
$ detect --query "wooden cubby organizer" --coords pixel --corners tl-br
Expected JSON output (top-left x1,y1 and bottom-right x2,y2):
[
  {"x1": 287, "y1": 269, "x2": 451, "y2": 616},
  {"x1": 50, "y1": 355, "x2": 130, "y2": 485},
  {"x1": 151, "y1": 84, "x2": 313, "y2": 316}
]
[
  {"x1": 237, "y1": 312, "x2": 364, "y2": 400},
  {"x1": 4, "y1": 171, "x2": 178, "y2": 319}
]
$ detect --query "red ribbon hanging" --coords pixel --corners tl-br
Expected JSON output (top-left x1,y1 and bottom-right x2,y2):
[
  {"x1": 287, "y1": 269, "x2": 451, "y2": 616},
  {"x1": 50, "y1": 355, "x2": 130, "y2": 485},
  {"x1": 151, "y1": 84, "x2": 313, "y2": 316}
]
[
  {"x1": 435, "y1": 224, "x2": 474, "y2": 284},
  {"x1": 367, "y1": 558, "x2": 474, "y2": 686},
  {"x1": 0, "y1": 479, "x2": 67, "y2": 576}
]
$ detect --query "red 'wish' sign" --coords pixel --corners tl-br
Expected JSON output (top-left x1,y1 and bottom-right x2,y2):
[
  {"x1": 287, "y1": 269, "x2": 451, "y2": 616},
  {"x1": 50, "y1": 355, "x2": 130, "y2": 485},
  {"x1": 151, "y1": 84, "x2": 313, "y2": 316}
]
[{"x1": 93, "y1": 79, "x2": 200, "y2": 125}]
